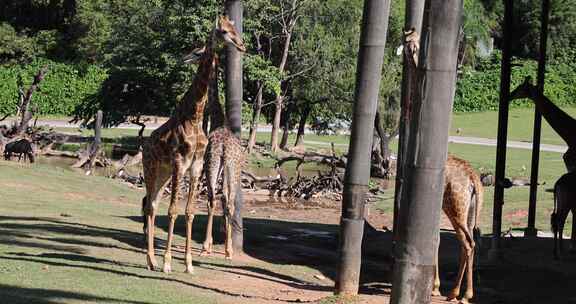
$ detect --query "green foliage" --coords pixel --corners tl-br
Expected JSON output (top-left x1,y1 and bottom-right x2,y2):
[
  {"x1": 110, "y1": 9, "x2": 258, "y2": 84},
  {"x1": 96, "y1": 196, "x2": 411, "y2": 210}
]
[
  {"x1": 0, "y1": 58, "x2": 107, "y2": 115},
  {"x1": 244, "y1": 54, "x2": 282, "y2": 96},
  {"x1": 0, "y1": 23, "x2": 37, "y2": 64},
  {"x1": 454, "y1": 52, "x2": 576, "y2": 112}
]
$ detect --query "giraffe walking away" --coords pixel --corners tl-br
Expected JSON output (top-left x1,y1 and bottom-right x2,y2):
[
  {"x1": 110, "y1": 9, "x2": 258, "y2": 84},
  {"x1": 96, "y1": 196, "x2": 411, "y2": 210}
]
[
  {"x1": 141, "y1": 15, "x2": 245, "y2": 274},
  {"x1": 551, "y1": 171, "x2": 576, "y2": 260},
  {"x1": 202, "y1": 126, "x2": 245, "y2": 259},
  {"x1": 433, "y1": 155, "x2": 484, "y2": 304},
  {"x1": 183, "y1": 43, "x2": 246, "y2": 260}
]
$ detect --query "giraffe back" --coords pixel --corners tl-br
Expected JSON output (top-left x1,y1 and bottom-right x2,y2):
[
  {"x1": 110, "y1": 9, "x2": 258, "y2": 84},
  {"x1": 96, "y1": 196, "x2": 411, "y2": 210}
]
[{"x1": 443, "y1": 155, "x2": 483, "y2": 230}]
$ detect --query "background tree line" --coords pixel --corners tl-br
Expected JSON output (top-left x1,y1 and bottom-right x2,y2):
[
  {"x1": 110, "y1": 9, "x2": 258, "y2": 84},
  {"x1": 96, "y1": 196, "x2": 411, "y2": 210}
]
[{"x1": 0, "y1": 0, "x2": 575, "y2": 157}]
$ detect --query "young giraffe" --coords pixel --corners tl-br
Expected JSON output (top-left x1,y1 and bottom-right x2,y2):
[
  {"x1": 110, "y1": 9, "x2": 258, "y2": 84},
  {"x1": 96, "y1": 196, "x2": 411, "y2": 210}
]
[
  {"x1": 141, "y1": 15, "x2": 245, "y2": 274},
  {"x1": 202, "y1": 125, "x2": 246, "y2": 259},
  {"x1": 193, "y1": 54, "x2": 246, "y2": 259},
  {"x1": 433, "y1": 155, "x2": 484, "y2": 304},
  {"x1": 551, "y1": 171, "x2": 576, "y2": 259}
]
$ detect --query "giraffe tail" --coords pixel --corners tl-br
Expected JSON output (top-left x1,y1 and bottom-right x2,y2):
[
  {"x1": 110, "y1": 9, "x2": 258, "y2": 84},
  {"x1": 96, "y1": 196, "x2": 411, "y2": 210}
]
[
  {"x1": 141, "y1": 196, "x2": 148, "y2": 233},
  {"x1": 471, "y1": 174, "x2": 484, "y2": 247}
]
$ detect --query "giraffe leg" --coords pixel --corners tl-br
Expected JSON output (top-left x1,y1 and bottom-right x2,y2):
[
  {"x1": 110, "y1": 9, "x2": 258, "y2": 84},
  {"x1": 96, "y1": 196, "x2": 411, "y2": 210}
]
[
  {"x1": 146, "y1": 207, "x2": 158, "y2": 271},
  {"x1": 447, "y1": 228, "x2": 473, "y2": 302},
  {"x1": 143, "y1": 165, "x2": 168, "y2": 271},
  {"x1": 223, "y1": 162, "x2": 239, "y2": 260},
  {"x1": 570, "y1": 211, "x2": 576, "y2": 253},
  {"x1": 163, "y1": 156, "x2": 184, "y2": 273},
  {"x1": 202, "y1": 158, "x2": 221, "y2": 256},
  {"x1": 461, "y1": 240, "x2": 476, "y2": 304},
  {"x1": 185, "y1": 158, "x2": 204, "y2": 274},
  {"x1": 432, "y1": 242, "x2": 442, "y2": 297}
]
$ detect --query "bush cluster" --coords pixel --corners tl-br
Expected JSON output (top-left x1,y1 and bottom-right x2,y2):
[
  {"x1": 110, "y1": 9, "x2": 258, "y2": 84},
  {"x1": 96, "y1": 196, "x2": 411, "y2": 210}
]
[
  {"x1": 454, "y1": 53, "x2": 576, "y2": 112},
  {"x1": 0, "y1": 58, "x2": 107, "y2": 116}
]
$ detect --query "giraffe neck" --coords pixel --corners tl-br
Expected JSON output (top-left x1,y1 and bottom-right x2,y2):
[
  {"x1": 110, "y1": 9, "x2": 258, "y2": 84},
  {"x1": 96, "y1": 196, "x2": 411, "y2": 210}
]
[
  {"x1": 208, "y1": 73, "x2": 226, "y2": 132},
  {"x1": 175, "y1": 47, "x2": 218, "y2": 126},
  {"x1": 532, "y1": 94, "x2": 576, "y2": 148}
]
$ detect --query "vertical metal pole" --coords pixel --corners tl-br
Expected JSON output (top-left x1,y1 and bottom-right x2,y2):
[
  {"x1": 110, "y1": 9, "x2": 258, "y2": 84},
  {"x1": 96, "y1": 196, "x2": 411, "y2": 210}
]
[
  {"x1": 225, "y1": 0, "x2": 245, "y2": 253},
  {"x1": 525, "y1": 0, "x2": 550, "y2": 237},
  {"x1": 390, "y1": 0, "x2": 462, "y2": 302},
  {"x1": 392, "y1": 0, "x2": 425, "y2": 241},
  {"x1": 336, "y1": 0, "x2": 391, "y2": 296},
  {"x1": 490, "y1": 0, "x2": 513, "y2": 259}
]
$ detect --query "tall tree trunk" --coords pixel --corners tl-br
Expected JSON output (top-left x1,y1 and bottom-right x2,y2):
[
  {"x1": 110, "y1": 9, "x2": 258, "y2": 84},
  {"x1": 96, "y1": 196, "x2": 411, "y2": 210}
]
[
  {"x1": 224, "y1": 0, "x2": 245, "y2": 254},
  {"x1": 247, "y1": 83, "x2": 263, "y2": 153},
  {"x1": 279, "y1": 104, "x2": 292, "y2": 149},
  {"x1": 294, "y1": 104, "x2": 311, "y2": 147},
  {"x1": 336, "y1": 0, "x2": 391, "y2": 296},
  {"x1": 271, "y1": 28, "x2": 293, "y2": 153},
  {"x1": 17, "y1": 66, "x2": 48, "y2": 135},
  {"x1": 392, "y1": 0, "x2": 425, "y2": 241},
  {"x1": 390, "y1": 1, "x2": 462, "y2": 303}
]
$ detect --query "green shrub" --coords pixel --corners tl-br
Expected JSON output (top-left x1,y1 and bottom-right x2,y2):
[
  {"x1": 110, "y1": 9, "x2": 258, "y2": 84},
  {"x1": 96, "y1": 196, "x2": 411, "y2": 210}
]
[
  {"x1": 454, "y1": 52, "x2": 576, "y2": 112},
  {"x1": 0, "y1": 58, "x2": 108, "y2": 116}
]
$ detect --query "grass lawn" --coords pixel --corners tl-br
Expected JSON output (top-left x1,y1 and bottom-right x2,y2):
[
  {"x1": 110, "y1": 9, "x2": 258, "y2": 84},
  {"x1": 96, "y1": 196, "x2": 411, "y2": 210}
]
[
  {"x1": 450, "y1": 106, "x2": 576, "y2": 146},
  {"x1": 0, "y1": 161, "x2": 367, "y2": 304},
  {"x1": 374, "y1": 142, "x2": 569, "y2": 235}
]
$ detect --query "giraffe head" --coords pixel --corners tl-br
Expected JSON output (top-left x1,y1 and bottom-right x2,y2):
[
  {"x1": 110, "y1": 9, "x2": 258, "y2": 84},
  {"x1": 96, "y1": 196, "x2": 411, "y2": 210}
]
[
  {"x1": 214, "y1": 15, "x2": 246, "y2": 52},
  {"x1": 510, "y1": 76, "x2": 538, "y2": 101},
  {"x1": 182, "y1": 15, "x2": 245, "y2": 64}
]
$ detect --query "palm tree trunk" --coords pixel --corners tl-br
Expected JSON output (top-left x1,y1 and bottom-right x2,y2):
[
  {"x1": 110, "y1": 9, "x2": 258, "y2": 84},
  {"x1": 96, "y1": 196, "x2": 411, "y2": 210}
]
[
  {"x1": 224, "y1": 0, "x2": 244, "y2": 253},
  {"x1": 390, "y1": 1, "x2": 462, "y2": 302},
  {"x1": 392, "y1": 0, "x2": 425, "y2": 239},
  {"x1": 336, "y1": 0, "x2": 391, "y2": 296}
]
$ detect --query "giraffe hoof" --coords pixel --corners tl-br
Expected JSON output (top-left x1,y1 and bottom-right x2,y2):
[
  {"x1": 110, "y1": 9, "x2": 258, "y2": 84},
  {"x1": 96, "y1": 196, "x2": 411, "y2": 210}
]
[
  {"x1": 185, "y1": 265, "x2": 194, "y2": 274},
  {"x1": 458, "y1": 299, "x2": 470, "y2": 304},
  {"x1": 163, "y1": 264, "x2": 172, "y2": 273},
  {"x1": 431, "y1": 289, "x2": 442, "y2": 297},
  {"x1": 446, "y1": 294, "x2": 459, "y2": 302},
  {"x1": 146, "y1": 255, "x2": 158, "y2": 271}
]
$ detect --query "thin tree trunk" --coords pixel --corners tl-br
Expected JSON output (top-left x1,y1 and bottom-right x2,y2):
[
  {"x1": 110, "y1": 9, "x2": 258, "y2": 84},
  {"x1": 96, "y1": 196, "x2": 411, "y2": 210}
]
[
  {"x1": 247, "y1": 83, "x2": 263, "y2": 153},
  {"x1": 336, "y1": 0, "x2": 391, "y2": 296},
  {"x1": 294, "y1": 104, "x2": 311, "y2": 147},
  {"x1": 17, "y1": 66, "x2": 48, "y2": 135},
  {"x1": 279, "y1": 104, "x2": 292, "y2": 149},
  {"x1": 390, "y1": 1, "x2": 462, "y2": 303},
  {"x1": 130, "y1": 116, "x2": 147, "y2": 152},
  {"x1": 392, "y1": 0, "x2": 425, "y2": 240},
  {"x1": 225, "y1": 0, "x2": 245, "y2": 254},
  {"x1": 271, "y1": 28, "x2": 293, "y2": 153},
  {"x1": 87, "y1": 110, "x2": 103, "y2": 172}
]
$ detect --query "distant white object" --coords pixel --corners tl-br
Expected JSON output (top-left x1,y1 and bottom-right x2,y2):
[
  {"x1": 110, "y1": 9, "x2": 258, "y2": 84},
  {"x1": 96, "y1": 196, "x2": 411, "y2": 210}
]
[
  {"x1": 396, "y1": 45, "x2": 404, "y2": 56},
  {"x1": 477, "y1": 38, "x2": 494, "y2": 58}
]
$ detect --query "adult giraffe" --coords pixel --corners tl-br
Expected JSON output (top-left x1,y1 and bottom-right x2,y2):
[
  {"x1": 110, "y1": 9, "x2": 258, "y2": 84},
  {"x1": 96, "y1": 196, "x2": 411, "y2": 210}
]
[
  {"x1": 510, "y1": 77, "x2": 576, "y2": 172},
  {"x1": 141, "y1": 15, "x2": 245, "y2": 274}
]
